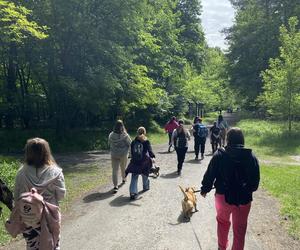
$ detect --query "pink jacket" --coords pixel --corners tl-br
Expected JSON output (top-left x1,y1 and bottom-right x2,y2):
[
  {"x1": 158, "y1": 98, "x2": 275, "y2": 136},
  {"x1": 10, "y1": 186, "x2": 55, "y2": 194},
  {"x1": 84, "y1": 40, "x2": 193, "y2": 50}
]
[
  {"x1": 165, "y1": 120, "x2": 179, "y2": 133},
  {"x1": 5, "y1": 195, "x2": 61, "y2": 250}
]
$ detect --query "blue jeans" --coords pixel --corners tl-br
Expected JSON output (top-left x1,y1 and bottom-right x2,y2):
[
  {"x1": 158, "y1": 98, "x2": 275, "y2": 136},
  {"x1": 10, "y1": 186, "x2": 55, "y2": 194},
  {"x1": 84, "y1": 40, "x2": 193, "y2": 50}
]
[{"x1": 129, "y1": 173, "x2": 150, "y2": 195}]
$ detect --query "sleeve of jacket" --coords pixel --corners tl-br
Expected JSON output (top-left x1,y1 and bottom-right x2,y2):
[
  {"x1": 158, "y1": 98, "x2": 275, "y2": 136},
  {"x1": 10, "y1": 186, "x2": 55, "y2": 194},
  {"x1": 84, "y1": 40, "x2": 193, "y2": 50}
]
[
  {"x1": 250, "y1": 153, "x2": 260, "y2": 192},
  {"x1": 54, "y1": 172, "x2": 66, "y2": 202},
  {"x1": 201, "y1": 154, "x2": 219, "y2": 193},
  {"x1": 146, "y1": 141, "x2": 155, "y2": 158},
  {"x1": 125, "y1": 133, "x2": 132, "y2": 147}
]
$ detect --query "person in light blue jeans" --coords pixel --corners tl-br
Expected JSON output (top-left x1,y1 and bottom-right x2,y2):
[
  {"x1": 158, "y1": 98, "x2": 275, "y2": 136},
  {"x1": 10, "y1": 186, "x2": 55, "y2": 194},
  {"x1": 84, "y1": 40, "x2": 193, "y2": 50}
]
[
  {"x1": 129, "y1": 173, "x2": 150, "y2": 195},
  {"x1": 125, "y1": 127, "x2": 155, "y2": 200}
]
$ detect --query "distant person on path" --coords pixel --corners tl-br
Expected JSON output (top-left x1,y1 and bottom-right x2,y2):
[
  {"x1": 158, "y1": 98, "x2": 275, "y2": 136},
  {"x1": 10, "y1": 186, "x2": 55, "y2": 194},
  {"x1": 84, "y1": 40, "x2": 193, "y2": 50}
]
[
  {"x1": 192, "y1": 117, "x2": 208, "y2": 160},
  {"x1": 217, "y1": 115, "x2": 229, "y2": 147},
  {"x1": 164, "y1": 116, "x2": 179, "y2": 152},
  {"x1": 108, "y1": 120, "x2": 132, "y2": 193},
  {"x1": 125, "y1": 127, "x2": 155, "y2": 200},
  {"x1": 210, "y1": 121, "x2": 221, "y2": 153},
  {"x1": 13, "y1": 138, "x2": 66, "y2": 250},
  {"x1": 200, "y1": 128, "x2": 260, "y2": 250},
  {"x1": 172, "y1": 120, "x2": 190, "y2": 175}
]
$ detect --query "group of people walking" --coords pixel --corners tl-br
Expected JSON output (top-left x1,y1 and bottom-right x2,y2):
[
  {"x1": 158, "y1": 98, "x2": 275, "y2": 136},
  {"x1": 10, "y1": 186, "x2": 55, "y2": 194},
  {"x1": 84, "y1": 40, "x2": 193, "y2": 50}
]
[
  {"x1": 1, "y1": 113, "x2": 259, "y2": 250},
  {"x1": 108, "y1": 120, "x2": 155, "y2": 200},
  {"x1": 164, "y1": 114, "x2": 229, "y2": 175}
]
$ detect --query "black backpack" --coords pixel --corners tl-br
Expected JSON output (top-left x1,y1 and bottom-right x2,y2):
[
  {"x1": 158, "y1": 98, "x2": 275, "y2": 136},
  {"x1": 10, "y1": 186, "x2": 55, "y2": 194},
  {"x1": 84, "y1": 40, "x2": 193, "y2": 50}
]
[
  {"x1": 132, "y1": 140, "x2": 144, "y2": 161},
  {"x1": 176, "y1": 131, "x2": 187, "y2": 148},
  {"x1": 222, "y1": 151, "x2": 253, "y2": 206}
]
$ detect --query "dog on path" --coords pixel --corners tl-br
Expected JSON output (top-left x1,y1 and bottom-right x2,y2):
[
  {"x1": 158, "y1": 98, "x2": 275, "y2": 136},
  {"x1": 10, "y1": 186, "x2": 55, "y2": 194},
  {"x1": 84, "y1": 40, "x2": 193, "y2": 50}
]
[{"x1": 179, "y1": 186, "x2": 198, "y2": 219}]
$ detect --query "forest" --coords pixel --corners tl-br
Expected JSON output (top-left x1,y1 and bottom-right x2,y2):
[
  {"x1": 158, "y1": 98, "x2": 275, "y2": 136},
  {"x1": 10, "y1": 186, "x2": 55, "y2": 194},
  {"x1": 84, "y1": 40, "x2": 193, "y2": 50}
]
[{"x1": 0, "y1": 0, "x2": 300, "y2": 134}]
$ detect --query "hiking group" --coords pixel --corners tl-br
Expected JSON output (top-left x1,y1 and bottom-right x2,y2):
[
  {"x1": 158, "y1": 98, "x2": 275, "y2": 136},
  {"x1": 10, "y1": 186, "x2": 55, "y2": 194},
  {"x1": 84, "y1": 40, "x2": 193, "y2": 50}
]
[
  {"x1": 107, "y1": 115, "x2": 259, "y2": 250},
  {"x1": 0, "y1": 114, "x2": 260, "y2": 250}
]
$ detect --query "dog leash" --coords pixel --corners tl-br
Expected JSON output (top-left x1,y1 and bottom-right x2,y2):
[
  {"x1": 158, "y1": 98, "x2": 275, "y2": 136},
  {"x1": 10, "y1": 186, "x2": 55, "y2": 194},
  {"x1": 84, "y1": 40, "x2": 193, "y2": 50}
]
[
  {"x1": 189, "y1": 219, "x2": 203, "y2": 250},
  {"x1": 193, "y1": 187, "x2": 215, "y2": 193}
]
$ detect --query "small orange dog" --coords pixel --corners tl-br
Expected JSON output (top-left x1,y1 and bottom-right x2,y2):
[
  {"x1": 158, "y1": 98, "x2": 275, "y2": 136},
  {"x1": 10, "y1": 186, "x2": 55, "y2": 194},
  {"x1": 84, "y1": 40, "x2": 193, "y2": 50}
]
[{"x1": 179, "y1": 186, "x2": 198, "y2": 219}]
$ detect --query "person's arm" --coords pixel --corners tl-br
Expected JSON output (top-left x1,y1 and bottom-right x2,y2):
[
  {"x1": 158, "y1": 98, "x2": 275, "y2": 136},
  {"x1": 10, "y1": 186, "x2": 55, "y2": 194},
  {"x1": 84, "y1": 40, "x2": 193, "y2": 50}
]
[
  {"x1": 146, "y1": 141, "x2": 155, "y2": 158},
  {"x1": 200, "y1": 154, "x2": 219, "y2": 196},
  {"x1": 250, "y1": 154, "x2": 260, "y2": 192},
  {"x1": 125, "y1": 133, "x2": 132, "y2": 147},
  {"x1": 171, "y1": 130, "x2": 177, "y2": 146},
  {"x1": 54, "y1": 172, "x2": 66, "y2": 203},
  {"x1": 186, "y1": 130, "x2": 191, "y2": 140}
]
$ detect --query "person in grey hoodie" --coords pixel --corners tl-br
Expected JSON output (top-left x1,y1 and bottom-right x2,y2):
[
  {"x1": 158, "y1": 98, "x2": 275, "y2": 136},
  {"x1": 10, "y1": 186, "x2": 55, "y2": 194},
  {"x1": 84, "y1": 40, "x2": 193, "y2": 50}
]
[
  {"x1": 14, "y1": 138, "x2": 66, "y2": 250},
  {"x1": 108, "y1": 120, "x2": 132, "y2": 193}
]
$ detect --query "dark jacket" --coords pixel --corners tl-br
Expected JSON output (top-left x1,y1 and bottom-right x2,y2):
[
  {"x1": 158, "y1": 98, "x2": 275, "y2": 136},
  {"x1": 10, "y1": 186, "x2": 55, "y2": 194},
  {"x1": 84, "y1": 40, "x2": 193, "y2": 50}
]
[
  {"x1": 201, "y1": 146, "x2": 260, "y2": 204},
  {"x1": 125, "y1": 136, "x2": 155, "y2": 176}
]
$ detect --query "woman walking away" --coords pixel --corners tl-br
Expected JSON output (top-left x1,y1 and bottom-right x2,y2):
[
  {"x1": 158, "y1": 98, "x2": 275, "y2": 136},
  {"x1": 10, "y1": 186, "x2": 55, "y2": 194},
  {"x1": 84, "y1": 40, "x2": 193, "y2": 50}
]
[
  {"x1": 210, "y1": 121, "x2": 221, "y2": 153},
  {"x1": 10, "y1": 138, "x2": 66, "y2": 250},
  {"x1": 217, "y1": 115, "x2": 229, "y2": 147},
  {"x1": 200, "y1": 128, "x2": 260, "y2": 250},
  {"x1": 108, "y1": 120, "x2": 132, "y2": 193},
  {"x1": 125, "y1": 127, "x2": 155, "y2": 200},
  {"x1": 164, "y1": 116, "x2": 179, "y2": 152},
  {"x1": 172, "y1": 120, "x2": 190, "y2": 175}
]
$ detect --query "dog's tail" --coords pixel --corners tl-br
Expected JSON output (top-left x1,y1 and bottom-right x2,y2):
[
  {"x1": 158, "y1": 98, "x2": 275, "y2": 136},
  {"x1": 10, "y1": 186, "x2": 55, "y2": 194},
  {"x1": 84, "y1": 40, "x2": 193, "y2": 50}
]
[{"x1": 179, "y1": 185, "x2": 188, "y2": 199}]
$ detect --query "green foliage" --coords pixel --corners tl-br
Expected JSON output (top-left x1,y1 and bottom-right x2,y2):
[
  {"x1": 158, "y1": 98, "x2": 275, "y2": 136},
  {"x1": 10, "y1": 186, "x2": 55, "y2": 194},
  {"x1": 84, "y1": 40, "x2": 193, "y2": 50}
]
[
  {"x1": 258, "y1": 17, "x2": 300, "y2": 131},
  {"x1": 227, "y1": 0, "x2": 300, "y2": 108},
  {"x1": 0, "y1": 0, "x2": 47, "y2": 42},
  {"x1": 183, "y1": 48, "x2": 235, "y2": 111},
  {"x1": 0, "y1": 0, "x2": 208, "y2": 133},
  {"x1": 0, "y1": 157, "x2": 19, "y2": 245},
  {"x1": 261, "y1": 165, "x2": 300, "y2": 239}
]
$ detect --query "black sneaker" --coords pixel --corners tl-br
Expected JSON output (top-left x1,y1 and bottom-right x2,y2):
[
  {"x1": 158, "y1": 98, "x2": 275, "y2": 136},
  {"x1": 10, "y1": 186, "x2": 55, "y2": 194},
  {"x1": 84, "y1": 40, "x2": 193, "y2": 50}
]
[
  {"x1": 130, "y1": 194, "x2": 137, "y2": 200},
  {"x1": 113, "y1": 187, "x2": 118, "y2": 193}
]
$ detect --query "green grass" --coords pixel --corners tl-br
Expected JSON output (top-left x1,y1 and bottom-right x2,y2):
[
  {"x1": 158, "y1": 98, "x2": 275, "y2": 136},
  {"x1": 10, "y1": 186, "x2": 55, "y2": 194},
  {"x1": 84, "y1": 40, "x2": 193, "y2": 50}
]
[
  {"x1": 238, "y1": 119, "x2": 300, "y2": 239},
  {"x1": 261, "y1": 165, "x2": 300, "y2": 239},
  {"x1": 238, "y1": 119, "x2": 300, "y2": 160}
]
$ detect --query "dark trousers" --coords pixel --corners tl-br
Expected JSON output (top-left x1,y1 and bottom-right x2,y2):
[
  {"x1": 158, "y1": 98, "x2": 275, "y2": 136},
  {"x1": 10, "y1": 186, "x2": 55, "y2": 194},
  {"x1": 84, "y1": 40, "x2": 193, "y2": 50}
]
[
  {"x1": 175, "y1": 147, "x2": 188, "y2": 171},
  {"x1": 168, "y1": 132, "x2": 173, "y2": 145},
  {"x1": 194, "y1": 137, "x2": 206, "y2": 157}
]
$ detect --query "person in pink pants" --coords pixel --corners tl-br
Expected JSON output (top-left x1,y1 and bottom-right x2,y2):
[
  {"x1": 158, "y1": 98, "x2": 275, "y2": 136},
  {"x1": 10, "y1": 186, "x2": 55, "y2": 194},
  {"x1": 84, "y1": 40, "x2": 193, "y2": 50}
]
[{"x1": 200, "y1": 127, "x2": 260, "y2": 250}]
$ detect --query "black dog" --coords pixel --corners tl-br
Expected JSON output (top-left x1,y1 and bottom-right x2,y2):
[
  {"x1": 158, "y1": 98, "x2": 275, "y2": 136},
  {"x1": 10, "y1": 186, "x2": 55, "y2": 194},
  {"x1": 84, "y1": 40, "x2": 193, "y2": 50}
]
[
  {"x1": 0, "y1": 178, "x2": 13, "y2": 213},
  {"x1": 149, "y1": 164, "x2": 160, "y2": 177}
]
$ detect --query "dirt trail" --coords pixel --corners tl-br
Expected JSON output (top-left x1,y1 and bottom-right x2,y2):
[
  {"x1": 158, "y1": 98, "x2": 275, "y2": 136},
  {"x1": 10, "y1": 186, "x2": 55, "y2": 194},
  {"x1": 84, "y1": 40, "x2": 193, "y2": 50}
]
[{"x1": 2, "y1": 114, "x2": 300, "y2": 250}]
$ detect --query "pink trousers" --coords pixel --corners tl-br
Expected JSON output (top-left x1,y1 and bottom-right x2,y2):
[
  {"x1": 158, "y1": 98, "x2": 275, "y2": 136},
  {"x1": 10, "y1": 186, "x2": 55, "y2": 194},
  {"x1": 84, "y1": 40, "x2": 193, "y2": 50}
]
[{"x1": 215, "y1": 194, "x2": 251, "y2": 250}]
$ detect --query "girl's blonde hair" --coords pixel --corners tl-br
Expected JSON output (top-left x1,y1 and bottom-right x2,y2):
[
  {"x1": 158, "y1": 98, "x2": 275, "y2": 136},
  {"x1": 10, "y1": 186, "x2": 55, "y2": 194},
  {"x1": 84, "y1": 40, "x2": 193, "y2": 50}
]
[
  {"x1": 25, "y1": 138, "x2": 56, "y2": 168},
  {"x1": 137, "y1": 127, "x2": 146, "y2": 135}
]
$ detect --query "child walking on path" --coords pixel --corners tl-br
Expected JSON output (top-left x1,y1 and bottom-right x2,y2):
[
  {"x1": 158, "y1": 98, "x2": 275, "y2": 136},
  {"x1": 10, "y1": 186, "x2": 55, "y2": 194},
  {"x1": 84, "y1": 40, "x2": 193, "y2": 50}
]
[
  {"x1": 200, "y1": 128, "x2": 260, "y2": 250},
  {"x1": 12, "y1": 138, "x2": 66, "y2": 250},
  {"x1": 172, "y1": 120, "x2": 190, "y2": 175},
  {"x1": 108, "y1": 120, "x2": 132, "y2": 193},
  {"x1": 125, "y1": 127, "x2": 155, "y2": 200},
  {"x1": 164, "y1": 116, "x2": 179, "y2": 152}
]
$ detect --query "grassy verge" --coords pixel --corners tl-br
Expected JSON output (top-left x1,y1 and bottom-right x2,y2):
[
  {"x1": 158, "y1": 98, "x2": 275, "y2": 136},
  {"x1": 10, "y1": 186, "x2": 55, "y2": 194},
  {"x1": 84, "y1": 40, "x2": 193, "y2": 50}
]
[
  {"x1": 0, "y1": 130, "x2": 166, "y2": 246},
  {"x1": 261, "y1": 165, "x2": 300, "y2": 239},
  {"x1": 238, "y1": 119, "x2": 300, "y2": 239}
]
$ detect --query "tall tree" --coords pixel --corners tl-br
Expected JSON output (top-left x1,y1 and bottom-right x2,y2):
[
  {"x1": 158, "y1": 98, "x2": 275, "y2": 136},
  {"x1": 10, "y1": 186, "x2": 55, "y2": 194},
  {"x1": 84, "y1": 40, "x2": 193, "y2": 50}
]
[{"x1": 258, "y1": 17, "x2": 300, "y2": 131}]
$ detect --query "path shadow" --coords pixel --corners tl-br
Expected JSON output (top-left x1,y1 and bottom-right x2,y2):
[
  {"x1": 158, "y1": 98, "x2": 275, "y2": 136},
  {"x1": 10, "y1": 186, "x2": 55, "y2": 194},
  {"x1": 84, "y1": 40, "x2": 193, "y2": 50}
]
[
  {"x1": 157, "y1": 151, "x2": 174, "y2": 154},
  {"x1": 109, "y1": 195, "x2": 141, "y2": 207},
  {"x1": 186, "y1": 159, "x2": 201, "y2": 164},
  {"x1": 168, "y1": 212, "x2": 190, "y2": 226},
  {"x1": 160, "y1": 171, "x2": 178, "y2": 179},
  {"x1": 83, "y1": 189, "x2": 114, "y2": 203}
]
